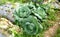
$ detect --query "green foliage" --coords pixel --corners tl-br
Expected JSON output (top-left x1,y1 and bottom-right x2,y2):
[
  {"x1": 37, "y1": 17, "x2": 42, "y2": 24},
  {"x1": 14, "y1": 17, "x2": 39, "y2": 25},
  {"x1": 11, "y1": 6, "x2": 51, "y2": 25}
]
[
  {"x1": 14, "y1": 5, "x2": 31, "y2": 18},
  {"x1": 0, "y1": 0, "x2": 58, "y2": 37},
  {"x1": 40, "y1": 3, "x2": 56, "y2": 20},
  {"x1": 33, "y1": 7, "x2": 47, "y2": 19},
  {"x1": 13, "y1": 3, "x2": 47, "y2": 35},
  {"x1": 41, "y1": 20, "x2": 53, "y2": 30},
  {"x1": 0, "y1": 0, "x2": 6, "y2": 5},
  {"x1": 0, "y1": 0, "x2": 59, "y2": 37},
  {"x1": 13, "y1": 1, "x2": 57, "y2": 36},
  {"x1": 7, "y1": 0, "x2": 43, "y2": 3},
  {"x1": 54, "y1": 28, "x2": 60, "y2": 37}
]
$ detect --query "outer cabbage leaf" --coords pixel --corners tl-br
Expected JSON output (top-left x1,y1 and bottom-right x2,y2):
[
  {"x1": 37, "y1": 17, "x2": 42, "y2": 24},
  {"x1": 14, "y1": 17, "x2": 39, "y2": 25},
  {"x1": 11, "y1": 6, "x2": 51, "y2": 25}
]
[
  {"x1": 14, "y1": 5, "x2": 31, "y2": 18},
  {"x1": 20, "y1": 16, "x2": 43, "y2": 35},
  {"x1": 33, "y1": 7, "x2": 47, "y2": 20},
  {"x1": 14, "y1": 15, "x2": 43, "y2": 35},
  {"x1": 13, "y1": 3, "x2": 47, "y2": 35}
]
